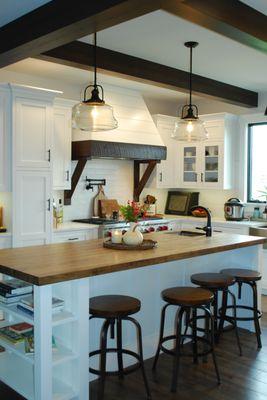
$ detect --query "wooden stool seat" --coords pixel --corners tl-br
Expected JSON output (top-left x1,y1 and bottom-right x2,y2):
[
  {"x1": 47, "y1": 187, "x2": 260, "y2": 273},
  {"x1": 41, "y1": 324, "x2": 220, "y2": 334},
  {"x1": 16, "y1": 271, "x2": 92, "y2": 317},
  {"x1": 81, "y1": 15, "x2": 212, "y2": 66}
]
[
  {"x1": 191, "y1": 272, "x2": 235, "y2": 288},
  {"x1": 220, "y1": 268, "x2": 261, "y2": 282},
  {"x1": 162, "y1": 286, "x2": 213, "y2": 307},
  {"x1": 90, "y1": 295, "x2": 141, "y2": 318}
]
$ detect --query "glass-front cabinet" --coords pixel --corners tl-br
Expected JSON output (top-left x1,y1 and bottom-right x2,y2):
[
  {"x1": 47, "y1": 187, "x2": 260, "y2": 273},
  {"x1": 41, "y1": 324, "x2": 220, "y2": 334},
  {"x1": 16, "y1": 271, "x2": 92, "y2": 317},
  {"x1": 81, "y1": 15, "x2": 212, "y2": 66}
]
[
  {"x1": 180, "y1": 141, "x2": 223, "y2": 188},
  {"x1": 204, "y1": 144, "x2": 219, "y2": 184},
  {"x1": 182, "y1": 145, "x2": 198, "y2": 186}
]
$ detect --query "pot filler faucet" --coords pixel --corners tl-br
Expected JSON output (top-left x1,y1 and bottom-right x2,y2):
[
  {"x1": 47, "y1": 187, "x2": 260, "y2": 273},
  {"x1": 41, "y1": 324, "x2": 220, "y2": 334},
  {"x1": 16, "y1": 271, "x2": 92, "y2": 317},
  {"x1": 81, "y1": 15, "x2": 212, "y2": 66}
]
[{"x1": 191, "y1": 205, "x2": 212, "y2": 237}]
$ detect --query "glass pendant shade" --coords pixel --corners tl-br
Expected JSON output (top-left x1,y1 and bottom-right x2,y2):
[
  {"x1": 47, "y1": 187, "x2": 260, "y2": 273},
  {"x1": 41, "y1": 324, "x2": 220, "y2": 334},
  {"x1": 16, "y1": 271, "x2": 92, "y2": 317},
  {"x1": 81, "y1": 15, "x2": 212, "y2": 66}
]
[
  {"x1": 72, "y1": 32, "x2": 118, "y2": 132},
  {"x1": 172, "y1": 41, "x2": 208, "y2": 142},
  {"x1": 72, "y1": 99, "x2": 118, "y2": 132},
  {"x1": 172, "y1": 118, "x2": 208, "y2": 141}
]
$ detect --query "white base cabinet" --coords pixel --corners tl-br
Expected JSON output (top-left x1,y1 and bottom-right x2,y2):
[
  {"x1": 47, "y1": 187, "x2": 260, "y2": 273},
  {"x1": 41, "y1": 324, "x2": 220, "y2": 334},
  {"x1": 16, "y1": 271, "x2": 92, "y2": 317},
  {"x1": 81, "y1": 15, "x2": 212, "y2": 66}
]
[{"x1": 13, "y1": 170, "x2": 52, "y2": 247}]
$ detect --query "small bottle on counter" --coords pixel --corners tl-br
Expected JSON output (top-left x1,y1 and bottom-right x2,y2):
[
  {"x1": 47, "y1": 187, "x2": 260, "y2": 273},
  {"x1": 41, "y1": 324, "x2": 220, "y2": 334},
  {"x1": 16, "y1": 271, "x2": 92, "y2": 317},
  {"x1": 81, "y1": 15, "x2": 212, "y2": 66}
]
[
  {"x1": 56, "y1": 199, "x2": 64, "y2": 224},
  {"x1": 252, "y1": 207, "x2": 261, "y2": 220},
  {"x1": 53, "y1": 199, "x2": 57, "y2": 228},
  {"x1": 263, "y1": 206, "x2": 267, "y2": 220}
]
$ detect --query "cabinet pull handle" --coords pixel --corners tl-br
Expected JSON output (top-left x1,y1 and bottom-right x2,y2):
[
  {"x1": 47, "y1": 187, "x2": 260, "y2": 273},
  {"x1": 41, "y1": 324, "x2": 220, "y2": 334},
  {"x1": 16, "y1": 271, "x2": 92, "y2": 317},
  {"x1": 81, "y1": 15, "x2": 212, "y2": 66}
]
[
  {"x1": 159, "y1": 172, "x2": 163, "y2": 182},
  {"x1": 66, "y1": 170, "x2": 70, "y2": 182},
  {"x1": 68, "y1": 237, "x2": 79, "y2": 241},
  {"x1": 201, "y1": 172, "x2": 204, "y2": 182},
  {"x1": 47, "y1": 149, "x2": 51, "y2": 162},
  {"x1": 47, "y1": 199, "x2": 51, "y2": 211}
]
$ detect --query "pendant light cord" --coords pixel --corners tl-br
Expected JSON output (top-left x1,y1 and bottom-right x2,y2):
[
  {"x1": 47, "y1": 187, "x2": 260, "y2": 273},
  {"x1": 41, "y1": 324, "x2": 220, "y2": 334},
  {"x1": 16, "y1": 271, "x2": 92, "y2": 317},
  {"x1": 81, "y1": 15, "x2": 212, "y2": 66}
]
[
  {"x1": 94, "y1": 32, "x2": 97, "y2": 87},
  {"x1": 189, "y1": 45, "x2": 192, "y2": 107}
]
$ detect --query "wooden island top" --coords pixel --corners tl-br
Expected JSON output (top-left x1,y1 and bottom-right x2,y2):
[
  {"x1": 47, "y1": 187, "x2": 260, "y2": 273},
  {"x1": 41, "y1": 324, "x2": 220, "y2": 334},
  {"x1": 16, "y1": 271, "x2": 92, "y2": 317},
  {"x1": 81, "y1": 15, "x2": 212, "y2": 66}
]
[{"x1": 0, "y1": 233, "x2": 265, "y2": 285}]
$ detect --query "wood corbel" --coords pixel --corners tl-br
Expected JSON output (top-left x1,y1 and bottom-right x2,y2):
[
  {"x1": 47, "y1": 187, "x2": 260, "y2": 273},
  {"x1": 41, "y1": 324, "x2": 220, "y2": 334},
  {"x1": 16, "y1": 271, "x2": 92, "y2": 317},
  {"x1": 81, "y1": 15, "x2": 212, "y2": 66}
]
[
  {"x1": 133, "y1": 160, "x2": 157, "y2": 202},
  {"x1": 64, "y1": 159, "x2": 87, "y2": 205}
]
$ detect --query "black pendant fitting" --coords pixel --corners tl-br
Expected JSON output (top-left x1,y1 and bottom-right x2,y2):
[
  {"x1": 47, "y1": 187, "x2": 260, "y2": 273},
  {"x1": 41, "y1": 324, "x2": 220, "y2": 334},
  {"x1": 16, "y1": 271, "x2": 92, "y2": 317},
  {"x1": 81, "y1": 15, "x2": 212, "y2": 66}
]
[{"x1": 184, "y1": 41, "x2": 199, "y2": 48}]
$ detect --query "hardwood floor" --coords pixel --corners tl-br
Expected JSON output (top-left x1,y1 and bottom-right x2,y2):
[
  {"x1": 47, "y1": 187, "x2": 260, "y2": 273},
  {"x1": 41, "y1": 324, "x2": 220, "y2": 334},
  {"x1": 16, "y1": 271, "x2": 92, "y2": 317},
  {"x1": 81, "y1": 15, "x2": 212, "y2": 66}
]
[{"x1": 2, "y1": 297, "x2": 267, "y2": 400}]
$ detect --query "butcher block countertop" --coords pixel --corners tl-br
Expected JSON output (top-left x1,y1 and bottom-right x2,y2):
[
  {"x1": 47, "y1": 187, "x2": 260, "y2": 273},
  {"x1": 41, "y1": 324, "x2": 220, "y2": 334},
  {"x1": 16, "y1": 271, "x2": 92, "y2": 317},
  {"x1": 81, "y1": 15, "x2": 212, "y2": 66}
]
[{"x1": 0, "y1": 233, "x2": 265, "y2": 286}]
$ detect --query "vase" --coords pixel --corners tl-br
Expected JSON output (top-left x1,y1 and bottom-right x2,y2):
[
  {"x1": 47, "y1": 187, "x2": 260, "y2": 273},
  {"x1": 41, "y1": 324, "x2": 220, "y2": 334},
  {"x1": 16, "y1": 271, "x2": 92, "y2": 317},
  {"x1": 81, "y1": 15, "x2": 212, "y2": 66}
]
[{"x1": 123, "y1": 222, "x2": 144, "y2": 246}]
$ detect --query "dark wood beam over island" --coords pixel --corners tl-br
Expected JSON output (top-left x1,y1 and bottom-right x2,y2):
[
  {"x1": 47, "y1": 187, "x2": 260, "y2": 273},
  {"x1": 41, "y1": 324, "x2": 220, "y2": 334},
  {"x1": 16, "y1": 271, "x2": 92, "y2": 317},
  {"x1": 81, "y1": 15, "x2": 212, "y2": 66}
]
[{"x1": 37, "y1": 40, "x2": 258, "y2": 108}]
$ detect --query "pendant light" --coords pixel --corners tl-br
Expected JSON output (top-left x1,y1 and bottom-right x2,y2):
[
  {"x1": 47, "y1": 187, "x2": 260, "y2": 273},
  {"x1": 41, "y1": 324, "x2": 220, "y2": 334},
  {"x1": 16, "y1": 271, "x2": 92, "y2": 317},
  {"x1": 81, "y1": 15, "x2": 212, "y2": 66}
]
[
  {"x1": 72, "y1": 33, "x2": 118, "y2": 132},
  {"x1": 172, "y1": 41, "x2": 208, "y2": 142}
]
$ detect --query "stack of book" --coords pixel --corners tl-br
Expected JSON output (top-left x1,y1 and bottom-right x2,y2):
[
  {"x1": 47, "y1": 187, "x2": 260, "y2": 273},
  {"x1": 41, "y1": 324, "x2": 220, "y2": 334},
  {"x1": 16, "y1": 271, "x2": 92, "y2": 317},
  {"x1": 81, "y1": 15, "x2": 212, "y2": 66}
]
[
  {"x1": 0, "y1": 323, "x2": 33, "y2": 345},
  {"x1": 17, "y1": 295, "x2": 65, "y2": 316},
  {"x1": 0, "y1": 278, "x2": 33, "y2": 304}
]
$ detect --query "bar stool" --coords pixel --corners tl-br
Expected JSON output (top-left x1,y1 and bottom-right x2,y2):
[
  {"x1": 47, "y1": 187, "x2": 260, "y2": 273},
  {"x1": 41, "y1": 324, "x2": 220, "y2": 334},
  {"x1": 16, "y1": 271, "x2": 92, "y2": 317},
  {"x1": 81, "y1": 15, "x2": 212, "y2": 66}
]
[
  {"x1": 190, "y1": 272, "x2": 242, "y2": 355},
  {"x1": 220, "y1": 268, "x2": 262, "y2": 349},
  {"x1": 89, "y1": 295, "x2": 151, "y2": 400},
  {"x1": 152, "y1": 287, "x2": 220, "y2": 393}
]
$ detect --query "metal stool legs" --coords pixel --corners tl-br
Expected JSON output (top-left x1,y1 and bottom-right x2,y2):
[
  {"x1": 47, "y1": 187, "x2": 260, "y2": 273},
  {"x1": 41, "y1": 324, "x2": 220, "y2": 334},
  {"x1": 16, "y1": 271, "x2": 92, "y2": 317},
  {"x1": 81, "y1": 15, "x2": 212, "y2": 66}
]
[
  {"x1": 251, "y1": 282, "x2": 262, "y2": 348},
  {"x1": 98, "y1": 319, "x2": 111, "y2": 400},
  {"x1": 90, "y1": 316, "x2": 151, "y2": 400},
  {"x1": 153, "y1": 303, "x2": 220, "y2": 393}
]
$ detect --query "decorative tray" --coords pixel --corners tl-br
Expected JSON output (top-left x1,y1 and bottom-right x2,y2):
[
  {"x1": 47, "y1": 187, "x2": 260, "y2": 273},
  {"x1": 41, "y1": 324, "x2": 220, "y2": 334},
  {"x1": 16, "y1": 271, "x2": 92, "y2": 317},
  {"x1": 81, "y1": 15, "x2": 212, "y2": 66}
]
[{"x1": 103, "y1": 239, "x2": 157, "y2": 250}]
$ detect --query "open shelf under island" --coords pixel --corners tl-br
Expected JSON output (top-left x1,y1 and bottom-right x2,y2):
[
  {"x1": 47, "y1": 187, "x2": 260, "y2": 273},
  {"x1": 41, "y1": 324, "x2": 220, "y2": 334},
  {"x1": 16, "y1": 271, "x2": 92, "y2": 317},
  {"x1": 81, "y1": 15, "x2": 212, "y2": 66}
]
[{"x1": 0, "y1": 232, "x2": 265, "y2": 400}]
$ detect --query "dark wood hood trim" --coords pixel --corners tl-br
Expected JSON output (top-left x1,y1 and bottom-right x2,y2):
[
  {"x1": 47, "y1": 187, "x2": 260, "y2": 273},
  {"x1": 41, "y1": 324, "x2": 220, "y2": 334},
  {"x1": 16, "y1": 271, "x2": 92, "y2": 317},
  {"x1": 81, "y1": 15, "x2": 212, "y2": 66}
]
[
  {"x1": 64, "y1": 140, "x2": 166, "y2": 205},
  {"x1": 72, "y1": 140, "x2": 166, "y2": 161}
]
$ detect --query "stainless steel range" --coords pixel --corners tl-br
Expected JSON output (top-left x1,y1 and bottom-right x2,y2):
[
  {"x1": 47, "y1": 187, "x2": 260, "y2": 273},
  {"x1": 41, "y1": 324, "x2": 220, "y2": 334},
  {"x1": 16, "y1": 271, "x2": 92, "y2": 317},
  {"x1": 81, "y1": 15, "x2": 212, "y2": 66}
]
[{"x1": 73, "y1": 217, "x2": 172, "y2": 238}]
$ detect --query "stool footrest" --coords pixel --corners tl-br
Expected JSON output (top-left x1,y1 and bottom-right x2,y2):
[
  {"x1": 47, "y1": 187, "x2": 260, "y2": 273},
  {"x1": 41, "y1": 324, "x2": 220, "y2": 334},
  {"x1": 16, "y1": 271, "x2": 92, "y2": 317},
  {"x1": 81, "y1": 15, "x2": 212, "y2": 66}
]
[
  {"x1": 89, "y1": 348, "x2": 141, "y2": 377},
  {"x1": 160, "y1": 334, "x2": 213, "y2": 358},
  {"x1": 219, "y1": 305, "x2": 262, "y2": 322}
]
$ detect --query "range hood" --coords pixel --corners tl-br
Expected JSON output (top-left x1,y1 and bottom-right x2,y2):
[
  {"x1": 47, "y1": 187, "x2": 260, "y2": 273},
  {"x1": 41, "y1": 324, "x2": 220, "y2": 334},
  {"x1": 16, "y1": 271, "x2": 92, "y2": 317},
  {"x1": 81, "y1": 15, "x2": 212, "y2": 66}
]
[{"x1": 64, "y1": 84, "x2": 167, "y2": 205}]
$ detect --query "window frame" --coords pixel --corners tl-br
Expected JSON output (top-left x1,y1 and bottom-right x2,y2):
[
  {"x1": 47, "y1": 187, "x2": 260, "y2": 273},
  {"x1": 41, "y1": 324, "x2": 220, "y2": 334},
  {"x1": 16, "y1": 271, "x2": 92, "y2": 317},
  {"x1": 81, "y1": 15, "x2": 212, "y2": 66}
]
[{"x1": 247, "y1": 122, "x2": 267, "y2": 203}]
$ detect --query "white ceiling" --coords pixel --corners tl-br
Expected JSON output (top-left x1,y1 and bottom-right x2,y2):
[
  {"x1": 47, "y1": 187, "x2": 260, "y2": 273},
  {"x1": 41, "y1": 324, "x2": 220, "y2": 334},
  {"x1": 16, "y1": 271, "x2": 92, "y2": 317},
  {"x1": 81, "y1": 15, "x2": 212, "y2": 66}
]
[
  {"x1": 0, "y1": 0, "x2": 51, "y2": 27},
  {"x1": 1, "y1": 4, "x2": 266, "y2": 116},
  {"x1": 80, "y1": 10, "x2": 267, "y2": 92},
  {"x1": 241, "y1": 0, "x2": 267, "y2": 15}
]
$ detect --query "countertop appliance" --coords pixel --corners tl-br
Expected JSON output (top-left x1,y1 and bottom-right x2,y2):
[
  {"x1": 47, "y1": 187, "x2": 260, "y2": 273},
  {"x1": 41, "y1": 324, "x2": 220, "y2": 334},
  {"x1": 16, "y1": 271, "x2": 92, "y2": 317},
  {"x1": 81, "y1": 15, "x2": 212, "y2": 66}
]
[
  {"x1": 73, "y1": 217, "x2": 172, "y2": 238},
  {"x1": 165, "y1": 191, "x2": 199, "y2": 216},
  {"x1": 224, "y1": 198, "x2": 245, "y2": 221}
]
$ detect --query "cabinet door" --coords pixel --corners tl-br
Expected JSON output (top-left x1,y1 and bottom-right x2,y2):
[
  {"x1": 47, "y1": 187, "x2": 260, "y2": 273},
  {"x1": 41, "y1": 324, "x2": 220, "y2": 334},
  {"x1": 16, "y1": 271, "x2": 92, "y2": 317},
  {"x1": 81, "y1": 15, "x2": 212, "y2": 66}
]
[
  {"x1": 53, "y1": 106, "x2": 72, "y2": 190},
  {"x1": 201, "y1": 142, "x2": 224, "y2": 188},
  {"x1": 0, "y1": 90, "x2": 10, "y2": 191},
  {"x1": 156, "y1": 123, "x2": 178, "y2": 188},
  {"x1": 179, "y1": 144, "x2": 200, "y2": 187},
  {"x1": 14, "y1": 97, "x2": 52, "y2": 169},
  {"x1": 13, "y1": 171, "x2": 52, "y2": 247}
]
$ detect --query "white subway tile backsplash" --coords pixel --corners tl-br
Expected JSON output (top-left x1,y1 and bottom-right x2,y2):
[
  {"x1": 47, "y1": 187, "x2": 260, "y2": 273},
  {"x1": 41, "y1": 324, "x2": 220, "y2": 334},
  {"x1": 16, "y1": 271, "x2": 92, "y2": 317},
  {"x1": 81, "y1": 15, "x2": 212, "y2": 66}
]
[{"x1": 54, "y1": 159, "x2": 133, "y2": 221}]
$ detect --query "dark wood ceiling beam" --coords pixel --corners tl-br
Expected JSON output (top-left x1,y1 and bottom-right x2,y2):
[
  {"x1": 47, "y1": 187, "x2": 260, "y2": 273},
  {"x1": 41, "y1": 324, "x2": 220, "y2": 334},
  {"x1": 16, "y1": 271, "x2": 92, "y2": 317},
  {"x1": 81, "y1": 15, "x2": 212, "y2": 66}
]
[
  {"x1": 37, "y1": 41, "x2": 258, "y2": 108},
  {"x1": 0, "y1": 0, "x2": 161, "y2": 68},
  {"x1": 163, "y1": 0, "x2": 267, "y2": 54}
]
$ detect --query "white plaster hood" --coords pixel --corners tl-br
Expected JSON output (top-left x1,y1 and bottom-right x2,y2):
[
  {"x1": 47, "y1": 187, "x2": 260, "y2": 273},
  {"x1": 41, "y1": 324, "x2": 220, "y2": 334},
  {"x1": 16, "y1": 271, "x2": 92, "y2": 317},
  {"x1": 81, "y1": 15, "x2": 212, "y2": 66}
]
[{"x1": 72, "y1": 84, "x2": 164, "y2": 146}]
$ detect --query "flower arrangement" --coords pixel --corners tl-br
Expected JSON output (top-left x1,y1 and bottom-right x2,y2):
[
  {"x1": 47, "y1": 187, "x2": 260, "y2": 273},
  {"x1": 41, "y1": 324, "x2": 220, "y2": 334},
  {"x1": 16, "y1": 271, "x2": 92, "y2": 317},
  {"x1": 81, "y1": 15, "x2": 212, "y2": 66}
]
[{"x1": 120, "y1": 201, "x2": 147, "y2": 223}]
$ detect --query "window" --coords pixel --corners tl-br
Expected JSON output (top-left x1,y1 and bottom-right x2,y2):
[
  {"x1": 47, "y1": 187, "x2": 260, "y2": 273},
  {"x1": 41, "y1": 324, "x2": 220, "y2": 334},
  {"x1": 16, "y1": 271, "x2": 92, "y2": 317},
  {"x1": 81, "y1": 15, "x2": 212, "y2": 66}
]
[{"x1": 247, "y1": 123, "x2": 267, "y2": 202}]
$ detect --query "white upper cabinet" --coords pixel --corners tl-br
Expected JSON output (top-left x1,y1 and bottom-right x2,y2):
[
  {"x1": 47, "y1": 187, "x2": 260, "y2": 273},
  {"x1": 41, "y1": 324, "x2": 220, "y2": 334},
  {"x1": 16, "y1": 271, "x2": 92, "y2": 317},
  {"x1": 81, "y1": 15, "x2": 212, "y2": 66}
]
[
  {"x1": 53, "y1": 99, "x2": 73, "y2": 190},
  {"x1": 149, "y1": 113, "x2": 236, "y2": 190},
  {"x1": 11, "y1": 85, "x2": 59, "y2": 169},
  {"x1": 0, "y1": 86, "x2": 11, "y2": 191},
  {"x1": 153, "y1": 115, "x2": 178, "y2": 189},
  {"x1": 178, "y1": 113, "x2": 236, "y2": 190},
  {"x1": 12, "y1": 170, "x2": 52, "y2": 247}
]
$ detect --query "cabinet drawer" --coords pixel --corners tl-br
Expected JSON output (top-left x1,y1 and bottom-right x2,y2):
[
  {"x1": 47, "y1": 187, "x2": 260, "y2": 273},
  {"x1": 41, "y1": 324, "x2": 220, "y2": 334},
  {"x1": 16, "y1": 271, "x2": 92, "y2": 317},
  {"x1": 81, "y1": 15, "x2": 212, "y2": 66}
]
[{"x1": 53, "y1": 231, "x2": 87, "y2": 243}]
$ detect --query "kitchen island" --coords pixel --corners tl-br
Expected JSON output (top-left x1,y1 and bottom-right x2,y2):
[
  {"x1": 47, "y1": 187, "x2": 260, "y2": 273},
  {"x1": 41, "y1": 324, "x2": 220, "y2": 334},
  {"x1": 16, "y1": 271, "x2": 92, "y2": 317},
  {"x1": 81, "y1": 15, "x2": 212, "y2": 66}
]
[{"x1": 0, "y1": 233, "x2": 265, "y2": 400}]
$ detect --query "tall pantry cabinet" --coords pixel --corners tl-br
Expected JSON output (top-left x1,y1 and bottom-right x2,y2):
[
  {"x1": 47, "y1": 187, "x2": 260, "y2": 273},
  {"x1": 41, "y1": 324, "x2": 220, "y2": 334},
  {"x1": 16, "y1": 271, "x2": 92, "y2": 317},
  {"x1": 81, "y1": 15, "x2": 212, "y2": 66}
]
[{"x1": 10, "y1": 85, "x2": 59, "y2": 247}]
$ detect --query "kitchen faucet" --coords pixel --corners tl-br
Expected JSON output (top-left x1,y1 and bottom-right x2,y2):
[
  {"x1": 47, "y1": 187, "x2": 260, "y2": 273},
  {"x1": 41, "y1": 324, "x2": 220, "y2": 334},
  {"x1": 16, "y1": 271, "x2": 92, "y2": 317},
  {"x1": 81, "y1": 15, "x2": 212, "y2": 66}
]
[{"x1": 191, "y1": 206, "x2": 212, "y2": 237}]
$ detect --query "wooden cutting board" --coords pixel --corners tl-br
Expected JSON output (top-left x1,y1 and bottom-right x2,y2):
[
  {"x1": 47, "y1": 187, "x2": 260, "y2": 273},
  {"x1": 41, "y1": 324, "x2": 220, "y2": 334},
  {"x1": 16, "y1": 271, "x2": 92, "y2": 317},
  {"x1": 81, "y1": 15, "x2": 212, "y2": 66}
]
[
  {"x1": 93, "y1": 186, "x2": 107, "y2": 217},
  {"x1": 99, "y1": 199, "x2": 120, "y2": 218}
]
